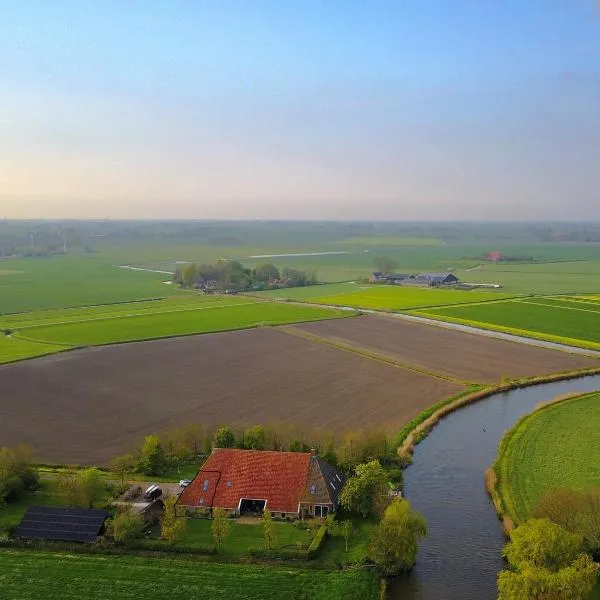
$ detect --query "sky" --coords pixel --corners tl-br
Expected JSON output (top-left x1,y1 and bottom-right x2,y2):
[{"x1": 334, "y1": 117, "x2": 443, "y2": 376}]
[{"x1": 1, "y1": 1, "x2": 599, "y2": 221}]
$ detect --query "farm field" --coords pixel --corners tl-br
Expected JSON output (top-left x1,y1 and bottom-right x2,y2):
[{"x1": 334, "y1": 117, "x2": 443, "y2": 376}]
[
  {"x1": 0, "y1": 255, "x2": 173, "y2": 314},
  {"x1": 13, "y1": 301, "x2": 348, "y2": 347},
  {"x1": 0, "y1": 327, "x2": 463, "y2": 464},
  {"x1": 493, "y1": 392, "x2": 600, "y2": 524},
  {"x1": 0, "y1": 550, "x2": 380, "y2": 600},
  {"x1": 261, "y1": 283, "x2": 514, "y2": 310},
  {"x1": 294, "y1": 315, "x2": 600, "y2": 384},
  {"x1": 416, "y1": 296, "x2": 600, "y2": 350},
  {"x1": 0, "y1": 335, "x2": 67, "y2": 364}
]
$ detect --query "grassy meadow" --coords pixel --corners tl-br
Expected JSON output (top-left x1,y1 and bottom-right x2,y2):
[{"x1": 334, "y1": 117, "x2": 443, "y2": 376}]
[
  {"x1": 261, "y1": 282, "x2": 514, "y2": 310},
  {"x1": 417, "y1": 296, "x2": 600, "y2": 350},
  {"x1": 2, "y1": 300, "x2": 349, "y2": 353},
  {"x1": 0, "y1": 550, "x2": 381, "y2": 600},
  {"x1": 494, "y1": 392, "x2": 600, "y2": 524}
]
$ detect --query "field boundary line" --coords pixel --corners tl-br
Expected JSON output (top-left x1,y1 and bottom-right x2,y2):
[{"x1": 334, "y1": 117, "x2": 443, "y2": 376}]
[
  {"x1": 508, "y1": 298, "x2": 600, "y2": 314},
  {"x1": 278, "y1": 325, "x2": 467, "y2": 385}
]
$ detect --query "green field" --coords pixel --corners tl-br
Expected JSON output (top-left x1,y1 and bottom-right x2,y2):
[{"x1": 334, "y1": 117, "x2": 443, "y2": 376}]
[
  {"x1": 494, "y1": 392, "x2": 600, "y2": 524},
  {"x1": 0, "y1": 336, "x2": 68, "y2": 364},
  {"x1": 417, "y1": 296, "x2": 600, "y2": 349},
  {"x1": 263, "y1": 283, "x2": 514, "y2": 310},
  {"x1": 13, "y1": 302, "x2": 348, "y2": 347},
  {"x1": 0, "y1": 550, "x2": 380, "y2": 600}
]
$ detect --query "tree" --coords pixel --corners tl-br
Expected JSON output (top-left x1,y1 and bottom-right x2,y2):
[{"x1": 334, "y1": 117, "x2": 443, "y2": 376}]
[
  {"x1": 138, "y1": 435, "x2": 166, "y2": 476},
  {"x1": 498, "y1": 519, "x2": 598, "y2": 600},
  {"x1": 183, "y1": 423, "x2": 205, "y2": 457},
  {"x1": 211, "y1": 507, "x2": 230, "y2": 552},
  {"x1": 59, "y1": 467, "x2": 104, "y2": 508},
  {"x1": 340, "y1": 520, "x2": 353, "y2": 552},
  {"x1": 263, "y1": 508, "x2": 277, "y2": 550},
  {"x1": 374, "y1": 256, "x2": 398, "y2": 274},
  {"x1": 340, "y1": 460, "x2": 389, "y2": 518},
  {"x1": 535, "y1": 487, "x2": 600, "y2": 556},
  {"x1": 108, "y1": 506, "x2": 143, "y2": 545},
  {"x1": 0, "y1": 445, "x2": 38, "y2": 504},
  {"x1": 369, "y1": 499, "x2": 427, "y2": 575},
  {"x1": 244, "y1": 425, "x2": 266, "y2": 450},
  {"x1": 254, "y1": 263, "x2": 280, "y2": 283},
  {"x1": 109, "y1": 453, "x2": 136, "y2": 486},
  {"x1": 160, "y1": 495, "x2": 187, "y2": 544},
  {"x1": 213, "y1": 426, "x2": 236, "y2": 449}
]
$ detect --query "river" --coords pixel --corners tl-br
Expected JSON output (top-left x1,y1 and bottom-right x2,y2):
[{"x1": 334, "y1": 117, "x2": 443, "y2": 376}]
[{"x1": 388, "y1": 375, "x2": 600, "y2": 600}]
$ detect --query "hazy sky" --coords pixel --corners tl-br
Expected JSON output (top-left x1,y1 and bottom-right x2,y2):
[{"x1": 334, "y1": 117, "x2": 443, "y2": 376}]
[{"x1": 1, "y1": 1, "x2": 599, "y2": 220}]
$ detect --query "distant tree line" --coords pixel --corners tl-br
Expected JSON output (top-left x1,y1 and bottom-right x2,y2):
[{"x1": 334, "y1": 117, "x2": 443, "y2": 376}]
[{"x1": 173, "y1": 260, "x2": 318, "y2": 292}]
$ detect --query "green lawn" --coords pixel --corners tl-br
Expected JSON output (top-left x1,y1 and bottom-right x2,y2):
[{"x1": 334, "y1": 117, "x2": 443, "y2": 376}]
[
  {"x1": 16, "y1": 302, "x2": 349, "y2": 346},
  {"x1": 494, "y1": 392, "x2": 600, "y2": 524},
  {"x1": 318, "y1": 516, "x2": 377, "y2": 566},
  {"x1": 160, "y1": 518, "x2": 313, "y2": 556},
  {"x1": 0, "y1": 550, "x2": 381, "y2": 600},
  {"x1": 417, "y1": 297, "x2": 600, "y2": 349}
]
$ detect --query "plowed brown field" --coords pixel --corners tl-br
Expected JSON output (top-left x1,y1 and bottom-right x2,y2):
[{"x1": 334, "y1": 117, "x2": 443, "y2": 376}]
[
  {"x1": 295, "y1": 315, "x2": 599, "y2": 383},
  {"x1": 0, "y1": 327, "x2": 462, "y2": 464}
]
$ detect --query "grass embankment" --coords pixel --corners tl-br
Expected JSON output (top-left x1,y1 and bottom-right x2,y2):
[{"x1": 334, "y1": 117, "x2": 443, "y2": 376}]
[
  {"x1": 0, "y1": 298, "x2": 350, "y2": 362},
  {"x1": 415, "y1": 296, "x2": 600, "y2": 351},
  {"x1": 490, "y1": 392, "x2": 600, "y2": 525},
  {"x1": 0, "y1": 549, "x2": 381, "y2": 600}
]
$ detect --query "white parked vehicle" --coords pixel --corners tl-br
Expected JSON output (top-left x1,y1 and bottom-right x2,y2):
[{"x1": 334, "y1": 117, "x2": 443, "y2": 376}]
[{"x1": 179, "y1": 479, "x2": 192, "y2": 488}]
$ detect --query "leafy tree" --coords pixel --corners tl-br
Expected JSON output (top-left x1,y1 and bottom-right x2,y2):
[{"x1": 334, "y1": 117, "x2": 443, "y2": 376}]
[
  {"x1": 109, "y1": 453, "x2": 136, "y2": 486},
  {"x1": 320, "y1": 437, "x2": 338, "y2": 466},
  {"x1": 138, "y1": 435, "x2": 166, "y2": 476},
  {"x1": 59, "y1": 467, "x2": 104, "y2": 508},
  {"x1": 340, "y1": 520, "x2": 353, "y2": 552},
  {"x1": 203, "y1": 437, "x2": 213, "y2": 456},
  {"x1": 244, "y1": 425, "x2": 266, "y2": 450},
  {"x1": 535, "y1": 487, "x2": 600, "y2": 556},
  {"x1": 254, "y1": 263, "x2": 280, "y2": 283},
  {"x1": 263, "y1": 508, "x2": 277, "y2": 550},
  {"x1": 213, "y1": 426, "x2": 236, "y2": 449},
  {"x1": 160, "y1": 495, "x2": 187, "y2": 544},
  {"x1": 340, "y1": 460, "x2": 389, "y2": 518},
  {"x1": 504, "y1": 519, "x2": 583, "y2": 571},
  {"x1": 369, "y1": 499, "x2": 427, "y2": 575},
  {"x1": 108, "y1": 506, "x2": 143, "y2": 545},
  {"x1": 374, "y1": 256, "x2": 398, "y2": 274},
  {"x1": 498, "y1": 519, "x2": 598, "y2": 600},
  {"x1": 211, "y1": 507, "x2": 230, "y2": 552},
  {"x1": 0, "y1": 445, "x2": 38, "y2": 504},
  {"x1": 336, "y1": 429, "x2": 388, "y2": 471},
  {"x1": 181, "y1": 263, "x2": 198, "y2": 287}
]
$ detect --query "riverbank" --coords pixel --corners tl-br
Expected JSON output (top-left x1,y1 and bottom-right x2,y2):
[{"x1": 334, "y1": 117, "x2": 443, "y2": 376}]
[{"x1": 488, "y1": 391, "x2": 600, "y2": 528}]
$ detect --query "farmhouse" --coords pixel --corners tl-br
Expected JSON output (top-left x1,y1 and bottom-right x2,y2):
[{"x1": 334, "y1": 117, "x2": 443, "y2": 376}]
[
  {"x1": 177, "y1": 448, "x2": 344, "y2": 519},
  {"x1": 413, "y1": 272, "x2": 459, "y2": 286},
  {"x1": 369, "y1": 272, "x2": 411, "y2": 283}
]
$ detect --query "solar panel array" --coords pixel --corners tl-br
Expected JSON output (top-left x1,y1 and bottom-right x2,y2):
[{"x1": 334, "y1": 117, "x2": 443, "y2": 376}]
[{"x1": 14, "y1": 506, "x2": 109, "y2": 543}]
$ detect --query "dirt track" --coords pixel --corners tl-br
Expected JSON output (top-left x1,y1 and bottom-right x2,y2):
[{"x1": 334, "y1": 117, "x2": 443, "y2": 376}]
[
  {"x1": 295, "y1": 315, "x2": 599, "y2": 383},
  {"x1": 0, "y1": 327, "x2": 462, "y2": 465}
]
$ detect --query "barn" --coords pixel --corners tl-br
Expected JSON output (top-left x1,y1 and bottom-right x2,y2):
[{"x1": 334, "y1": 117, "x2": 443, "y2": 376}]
[{"x1": 176, "y1": 448, "x2": 344, "y2": 519}]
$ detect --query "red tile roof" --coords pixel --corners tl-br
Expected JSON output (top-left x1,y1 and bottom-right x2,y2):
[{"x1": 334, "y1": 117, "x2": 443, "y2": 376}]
[{"x1": 177, "y1": 448, "x2": 312, "y2": 514}]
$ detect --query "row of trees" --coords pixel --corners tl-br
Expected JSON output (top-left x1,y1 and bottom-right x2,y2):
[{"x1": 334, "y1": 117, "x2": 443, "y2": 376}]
[
  {"x1": 173, "y1": 260, "x2": 317, "y2": 291},
  {"x1": 112, "y1": 423, "x2": 396, "y2": 478}
]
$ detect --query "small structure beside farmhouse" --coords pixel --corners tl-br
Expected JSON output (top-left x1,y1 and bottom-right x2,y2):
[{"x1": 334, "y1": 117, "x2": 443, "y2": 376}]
[
  {"x1": 372, "y1": 271, "x2": 460, "y2": 287},
  {"x1": 176, "y1": 448, "x2": 344, "y2": 520}
]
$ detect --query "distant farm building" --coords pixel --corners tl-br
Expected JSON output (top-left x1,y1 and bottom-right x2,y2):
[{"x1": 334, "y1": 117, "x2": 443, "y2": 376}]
[
  {"x1": 14, "y1": 506, "x2": 108, "y2": 543},
  {"x1": 485, "y1": 251, "x2": 505, "y2": 262},
  {"x1": 369, "y1": 272, "x2": 412, "y2": 284},
  {"x1": 176, "y1": 448, "x2": 344, "y2": 519}
]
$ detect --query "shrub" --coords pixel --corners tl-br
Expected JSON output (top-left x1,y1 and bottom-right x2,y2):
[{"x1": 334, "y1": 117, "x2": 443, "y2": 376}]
[{"x1": 307, "y1": 525, "x2": 328, "y2": 558}]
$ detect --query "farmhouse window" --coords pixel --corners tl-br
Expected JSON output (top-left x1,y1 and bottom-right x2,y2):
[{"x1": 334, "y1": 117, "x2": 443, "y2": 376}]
[{"x1": 203, "y1": 479, "x2": 209, "y2": 491}]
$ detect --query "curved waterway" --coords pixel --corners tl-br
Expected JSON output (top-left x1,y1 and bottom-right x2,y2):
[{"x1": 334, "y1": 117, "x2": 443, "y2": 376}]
[{"x1": 389, "y1": 375, "x2": 600, "y2": 600}]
